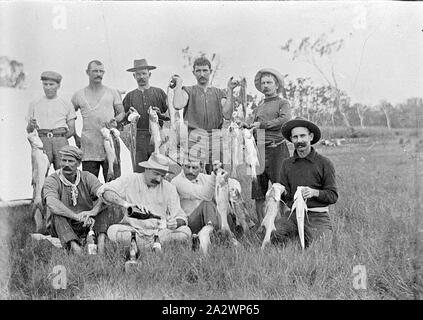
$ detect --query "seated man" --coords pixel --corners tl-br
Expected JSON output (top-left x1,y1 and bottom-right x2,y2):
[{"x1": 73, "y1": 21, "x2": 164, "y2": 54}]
[
  {"x1": 171, "y1": 154, "x2": 236, "y2": 236},
  {"x1": 42, "y1": 146, "x2": 111, "y2": 254},
  {"x1": 272, "y1": 117, "x2": 338, "y2": 247},
  {"x1": 97, "y1": 152, "x2": 191, "y2": 249}
]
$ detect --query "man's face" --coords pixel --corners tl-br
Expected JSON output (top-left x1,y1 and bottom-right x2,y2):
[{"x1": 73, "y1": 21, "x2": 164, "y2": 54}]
[
  {"x1": 193, "y1": 65, "x2": 211, "y2": 85},
  {"x1": 183, "y1": 160, "x2": 201, "y2": 181},
  {"x1": 42, "y1": 80, "x2": 60, "y2": 99},
  {"x1": 291, "y1": 127, "x2": 314, "y2": 151},
  {"x1": 60, "y1": 155, "x2": 80, "y2": 177},
  {"x1": 86, "y1": 63, "x2": 105, "y2": 83},
  {"x1": 144, "y1": 168, "x2": 166, "y2": 187},
  {"x1": 133, "y1": 69, "x2": 151, "y2": 87},
  {"x1": 260, "y1": 75, "x2": 278, "y2": 97}
]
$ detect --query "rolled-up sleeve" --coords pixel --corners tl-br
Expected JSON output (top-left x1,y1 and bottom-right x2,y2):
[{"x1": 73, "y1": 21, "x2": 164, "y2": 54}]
[
  {"x1": 259, "y1": 99, "x2": 291, "y2": 130},
  {"x1": 42, "y1": 176, "x2": 60, "y2": 204},
  {"x1": 97, "y1": 174, "x2": 130, "y2": 202}
]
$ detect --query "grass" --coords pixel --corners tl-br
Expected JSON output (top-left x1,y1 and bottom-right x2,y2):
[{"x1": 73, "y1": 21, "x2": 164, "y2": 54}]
[{"x1": 4, "y1": 134, "x2": 422, "y2": 300}]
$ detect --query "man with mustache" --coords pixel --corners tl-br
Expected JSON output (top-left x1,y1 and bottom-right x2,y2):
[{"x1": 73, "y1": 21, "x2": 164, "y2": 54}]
[
  {"x1": 271, "y1": 117, "x2": 338, "y2": 247},
  {"x1": 97, "y1": 152, "x2": 191, "y2": 249},
  {"x1": 26, "y1": 71, "x2": 77, "y2": 170},
  {"x1": 120, "y1": 59, "x2": 169, "y2": 172},
  {"x1": 71, "y1": 60, "x2": 125, "y2": 181},
  {"x1": 42, "y1": 145, "x2": 113, "y2": 254},
  {"x1": 240, "y1": 68, "x2": 291, "y2": 225},
  {"x1": 172, "y1": 57, "x2": 239, "y2": 174}
]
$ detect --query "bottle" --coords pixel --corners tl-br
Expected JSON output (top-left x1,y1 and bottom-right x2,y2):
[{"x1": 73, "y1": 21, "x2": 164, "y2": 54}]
[
  {"x1": 129, "y1": 231, "x2": 138, "y2": 261},
  {"x1": 152, "y1": 233, "x2": 162, "y2": 253},
  {"x1": 192, "y1": 234, "x2": 199, "y2": 251},
  {"x1": 87, "y1": 227, "x2": 97, "y2": 255},
  {"x1": 127, "y1": 206, "x2": 161, "y2": 220}
]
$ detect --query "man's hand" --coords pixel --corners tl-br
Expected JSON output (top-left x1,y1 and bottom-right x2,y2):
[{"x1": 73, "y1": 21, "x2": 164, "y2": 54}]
[
  {"x1": 250, "y1": 122, "x2": 261, "y2": 130},
  {"x1": 236, "y1": 121, "x2": 250, "y2": 129},
  {"x1": 27, "y1": 118, "x2": 39, "y2": 132},
  {"x1": 301, "y1": 187, "x2": 319, "y2": 199},
  {"x1": 227, "y1": 77, "x2": 239, "y2": 92},
  {"x1": 79, "y1": 210, "x2": 96, "y2": 219},
  {"x1": 212, "y1": 160, "x2": 223, "y2": 174},
  {"x1": 166, "y1": 217, "x2": 177, "y2": 230},
  {"x1": 171, "y1": 75, "x2": 183, "y2": 88},
  {"x1": 152, "y1": 107, "x2": 171, "y2": 121},
  {"x1": 106, "y1": 119, "x2": 118, "y2": 129}
]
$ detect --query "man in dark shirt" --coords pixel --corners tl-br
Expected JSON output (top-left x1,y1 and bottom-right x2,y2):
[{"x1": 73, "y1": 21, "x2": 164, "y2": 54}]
[
  {"x1": 121, "y1": 59, "x2": 169, "y2": 172},
  {"x1": 272, "y1": 117, "x2": 338, "y2": 247},
  {"x1": 241, "y1": 68, "x2": 291, "y2": 224},
  {"x1": 172, "y1": 57, "x2": 238, "y2": 173}
]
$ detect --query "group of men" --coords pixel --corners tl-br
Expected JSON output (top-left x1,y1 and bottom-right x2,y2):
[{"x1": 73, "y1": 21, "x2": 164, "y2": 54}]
[{"x1": 26, "y1": 56, "x2": 338, "y2": 255}]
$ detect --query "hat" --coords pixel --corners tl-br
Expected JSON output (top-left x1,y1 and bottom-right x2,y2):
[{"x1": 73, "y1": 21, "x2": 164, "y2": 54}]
[
  {"x1": 254, "y1": 68, "x2": 285, "y2": 94},
  {"x1": 59, "y1": 145, "x2": 83, "y2": 161},
  {"x1": 281, "y1": 117, "x2": 321, "y2": 145},
  {"x1": 126, "y1": 59, "x2": 156, "y2": 72},
  {"x1": 40, "y1": 71, "x2": 62, "y2": 83},
  {"x1": 138, "y1": 152, "x2": 174, "y2": 174}
]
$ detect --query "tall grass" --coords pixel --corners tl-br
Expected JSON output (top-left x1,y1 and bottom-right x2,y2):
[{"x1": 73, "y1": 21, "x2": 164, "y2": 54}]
[{"x1": 5, "y1": 138, "x2": 422, "y2": 299}]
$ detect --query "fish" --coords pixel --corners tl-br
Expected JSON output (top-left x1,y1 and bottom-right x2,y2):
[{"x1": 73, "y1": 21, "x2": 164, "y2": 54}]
[
  {"x1": 228, "y1": 122, "x2": 243, "y2": 176},
  {"x1": 261, "y1": 183, "x2": 285, "y2": 250},
  {"x1": 27, "y1": 129, "x2": 50, "y2": 233},
  {"x1": 148, "y1": 106, "x2": 162, "y2": 154},
  {"x1": 243, "y1": 128, "x2": 260, "y2": 181},
  {"x1": 100, "y1": 127, "x2": 119, "y2": 182},
  {"x1": 291, "y1": 186, "x2": 308, "y2": 249},
  {"x1": 198, "y1": 221, "x2": 214, "y2": 255},
  {"x1": 127, "y1": 107, "x2": 140, "y2": 171},
  {"x1": 228, "y1": 177, "x2": 255, "y2": 235}
]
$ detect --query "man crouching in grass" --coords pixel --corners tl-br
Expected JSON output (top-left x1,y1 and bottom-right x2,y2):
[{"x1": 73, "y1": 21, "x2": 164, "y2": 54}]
[{"x1": 42, "y1": 145, "x2": 112, "y2": 254}]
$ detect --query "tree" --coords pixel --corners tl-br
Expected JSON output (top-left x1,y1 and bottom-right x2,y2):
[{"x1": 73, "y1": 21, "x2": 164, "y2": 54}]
[
  {"x1": 181, "y1": 46, "x2": 222, "y2": 86},
  {"x1": 354, "y1": 103, "x2": 369, "y2": 128},
  {"x1": 379, "y1": 99, "x2": 393, "y2": 129},
  {"x1": 281, "y1": 31, "x2": 352, "y2": 128}
]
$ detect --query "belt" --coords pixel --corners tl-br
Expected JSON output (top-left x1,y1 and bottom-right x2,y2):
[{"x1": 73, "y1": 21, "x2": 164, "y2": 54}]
[
  {"x1": 308, "y1": 206, "x2": 329, "y2": 213},
  {"x1": 38, "y1": 128, "x2": 67, "y2": 138},
  {"x1": 265, "y1": 139, "x2": 286, "y2": 147}
]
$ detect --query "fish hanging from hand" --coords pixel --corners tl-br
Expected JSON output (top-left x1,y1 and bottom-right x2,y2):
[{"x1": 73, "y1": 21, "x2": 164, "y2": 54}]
[{"x1": 290, "y1": 186, "x2": 308, "y2": 249}]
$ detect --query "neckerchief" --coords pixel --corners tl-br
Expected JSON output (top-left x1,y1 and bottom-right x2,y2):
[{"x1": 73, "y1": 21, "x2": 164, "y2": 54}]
[{"x1": 58, "y1": 169, "x2": 81, "y2": 206}]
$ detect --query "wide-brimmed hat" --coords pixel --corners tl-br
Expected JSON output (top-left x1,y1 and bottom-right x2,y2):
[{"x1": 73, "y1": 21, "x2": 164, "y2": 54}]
[
  {"x1": 254, "y1": 68, "x2": 285, "y2": 95},
  {"x1": 40, "y1": 71, "x2": 62, "y2": 84},
  {"x1": 138, "y1": 152, "x2": 174, "y2": 174},
  {"x1": 126, "y1": 59, "x2": 156, "y2": 72},
  {"x1": 281, "y1": 117, "x2": 321, "y2": 145}
]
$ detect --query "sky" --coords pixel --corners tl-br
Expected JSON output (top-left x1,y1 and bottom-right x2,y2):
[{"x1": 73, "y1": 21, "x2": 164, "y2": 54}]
[{"x1": 1, "y1": 0, "x2": 422, "y2": 106}]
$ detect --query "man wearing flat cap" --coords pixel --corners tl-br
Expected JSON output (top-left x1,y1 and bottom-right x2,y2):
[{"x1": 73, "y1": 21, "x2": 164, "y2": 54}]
[
  {"x1": 71, "y1": 60, "x2": 125, "y2": 182},
  {"x1": 271, "y1": 117, "x2": 338, "y2": 247},
  {"x1": 26, "y1": 71, "x2": 77, "y2": 170},
  {"x1": 42, "y1": 145, "x2": 112, "y2": 254},
  {"x1": 97, "y1": 152, "x2": 191, "y2": 249},
  {"x1": 120, "y1": 59, "x2": 169, "y2": 172},
  {"x1": 240, "y1": 68, "x2": 291, "y2": 225}
]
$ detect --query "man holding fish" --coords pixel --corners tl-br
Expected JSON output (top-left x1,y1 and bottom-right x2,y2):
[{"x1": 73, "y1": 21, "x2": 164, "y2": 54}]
[
  {"x1": 120, "y1": 59, "x2": 169, "y2": 172},
  {"x1": 97, "y1": 152, "x2": 191, "y2": 249},
  {"x1": 26, "y1": 71, "x2": 77, "y2": 170},
  {"x1": 271, "y1": 117, "x2": 338, "y2": 247},
  {"x1": 239, "y1": 68, "x2": 291, "y2": 225},
  {"x1": 71, "y1": 60, "x2": 125, "y2": 181},
  {"x1": 171, "y1": 57, "x2": 239, "y2": 174}
]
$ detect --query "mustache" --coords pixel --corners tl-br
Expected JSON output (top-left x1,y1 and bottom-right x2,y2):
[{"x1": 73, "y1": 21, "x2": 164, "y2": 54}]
[
  {"x1": 62, "y1": 167, "x2": 72, "y2": 171},
  {"x1": 294, "y1": 142, "x2": 307, "y2": 148}
]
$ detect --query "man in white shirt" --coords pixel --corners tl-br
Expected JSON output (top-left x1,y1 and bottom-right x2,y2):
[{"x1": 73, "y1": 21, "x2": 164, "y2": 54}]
[{"x1": 97, "y1": 153, "x2": 191, "y2": 248}]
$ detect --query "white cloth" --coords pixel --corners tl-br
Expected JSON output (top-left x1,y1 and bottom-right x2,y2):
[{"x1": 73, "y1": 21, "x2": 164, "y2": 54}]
[
  {"x1": 171, "y1": 171, "x2": 216, "y2": 216},
  {"x1": 58, "y1": 169, "x2": 81, "y2": 206}
]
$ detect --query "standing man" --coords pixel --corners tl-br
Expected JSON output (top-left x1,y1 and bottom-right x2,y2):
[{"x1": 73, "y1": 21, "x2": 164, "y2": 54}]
[
  {"x1": 26, "y1": 71, "x2": 77, "y2": 170},
  {"x1": 240, "y1": 68, "x2": 291, "y2": 224},
  {"x1": 272, "y1": 117, "x2": 338, "y2": 247},
  {"x1": 42, "y1": 146, "x2": 112, "y2": 254},
  {"x1": 172, "y1": 57, "x2": 238, "y2": 173},
  {"x1": 71, "y1": 60, "x2": 125, "y2": 181},
  {"x1": 121, "y1": 59, "x2": 168, "y2": 172}
]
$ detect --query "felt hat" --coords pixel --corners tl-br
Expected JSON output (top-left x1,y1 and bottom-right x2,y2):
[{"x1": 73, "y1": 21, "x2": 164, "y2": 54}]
[
  {"x1": 126, "y1": 59, "x2": 156, "y2": 72},
  {"x1": 254, "y1": 68, "x2": 285, "y2": 94},
  {"x1": 138, "y1": 152, "x2": 174, "y2": 174},
  {"x1": 281, "y1": 117, "x2": 321, "y2": 145}
]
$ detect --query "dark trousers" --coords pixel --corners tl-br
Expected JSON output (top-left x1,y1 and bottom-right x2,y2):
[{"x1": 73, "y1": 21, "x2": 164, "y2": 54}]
[
  {"x1": 82, "y1": 160, "x2": 121, "y2": 182},
  {"x1": 135, "y1": 130, "x2": 154, "y2": 173},
  {"x1": 252, "y1": 142, "x2": 290, "y2": 200},
  {"x1": 39, "y1": 136, "x2": 68, "y2": 170},
  {"x1": 188, "y1": 200, "x2": 236, "y2": 234},
  {"x1": 272, "y1": 209, "x2": 332, "y2": 247}
]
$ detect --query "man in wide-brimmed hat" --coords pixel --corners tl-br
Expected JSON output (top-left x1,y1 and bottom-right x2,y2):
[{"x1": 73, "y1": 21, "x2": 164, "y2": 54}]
[
  {"x1": 43, "y1": 145, "x2": 114, "y2": 255},
  {"x1": 171, "y1": 56, "x2": 240, "y2": 174},
  {"x1": 240, "y1": 68, "x2": 292, "y2": 225},
  {"x1": 26, "y1": 71, "x2": 77, "y2": 170},
  {"x1": 71, "y1": 60, "x2": 125, "y2": 182},
  {"x1": 269, "y1": 117, "x2": 338, "y2": 247},
  {"x1": 121, "y1": 58, "x2": 169, "y2": 172},
  {"x1": 97, "y1": 152, "x2": 191, "y2": 249}
]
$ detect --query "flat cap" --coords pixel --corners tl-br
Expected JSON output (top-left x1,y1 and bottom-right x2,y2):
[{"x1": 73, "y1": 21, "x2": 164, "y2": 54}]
[
  {"x1": 59, "y1": 145, "x2": 83, "y2": 161},
  {"x1": 40, "y1": 71, "x2": 62, "y2": 83}
]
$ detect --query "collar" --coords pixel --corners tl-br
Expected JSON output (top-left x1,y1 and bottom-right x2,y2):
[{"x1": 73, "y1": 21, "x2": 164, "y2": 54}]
[
  {"x1": 292, "y1": 146, "x2": 317, "y2": 163},
  {"x1": 263, "y1": 95, "x2": 280, "y2": 103}
]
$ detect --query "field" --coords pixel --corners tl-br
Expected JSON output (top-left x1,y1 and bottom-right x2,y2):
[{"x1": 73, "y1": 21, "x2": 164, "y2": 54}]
[{"x1": 3, "y1": 127, "x2": 422, "y2": 300}]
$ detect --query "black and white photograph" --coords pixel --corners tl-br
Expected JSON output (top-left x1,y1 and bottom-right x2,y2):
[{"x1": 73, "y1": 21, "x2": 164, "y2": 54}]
[{"x1": 0, "y1": 0, "x2": 421, "y2": 304}]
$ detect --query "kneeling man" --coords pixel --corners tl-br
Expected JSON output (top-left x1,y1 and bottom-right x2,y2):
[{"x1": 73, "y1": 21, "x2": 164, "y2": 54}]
[
  {"x1": 43, "y1": 146, "x2": 111, "y2": 254},
  {"x1": 97, "y1": 153, "x2": 191, "y2": 248},
  {"x1": 273, "y1": 117, "x2": 338, "y2": 247}
]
